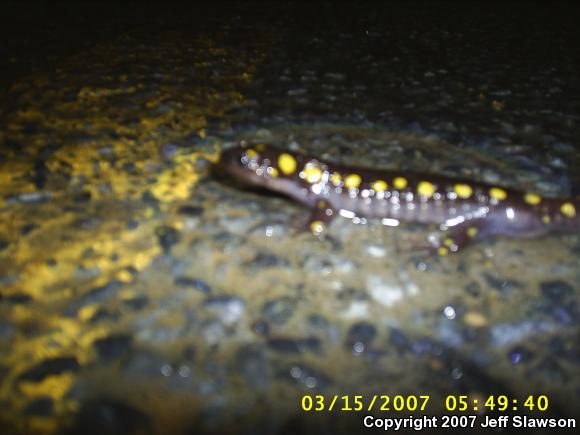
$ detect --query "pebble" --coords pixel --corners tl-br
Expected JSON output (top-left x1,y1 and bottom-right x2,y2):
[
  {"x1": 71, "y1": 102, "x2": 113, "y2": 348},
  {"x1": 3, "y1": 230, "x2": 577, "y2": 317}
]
[
  {"x1": 155, "y1": 225, "x2": 181, "y2": 253},
  {"x1": 261, "y1": 297, "x2": 295, "y2": 324},
  {"x1": 18, "y1": 357, "x2": 80, "y2": 383},
  {"x1": 93, "y1": 334, "x2": 133, "y2": 361},
  {"x1": 246, "y1": 252, "x2": 283, "y2": 268},
  {"x1": 174, "y1": 277, "x2": 212, "y2": 294},
  {"x1": 508, "y1": 346, "x2": 534, "y2": 365},
  {"x1": 346, "y1": 322, "x2": 377, "y2": 351},
  {"x1": 490, "y1": 320, "x2": 556, "y2": 347},
  {"x1": 236, "y1": 344, "x2": 269, "y2": 390},
  {"x1": 5, "y1": 192, "x2": 51, "y2": 204},
  {"x1": 203, "y1": 296, "x2": 245, "y2": 325},
  {"x1": 365, "y1": 244, "x2": 386, "y2": 258},
  {"x1": 177, "y1": 205, "x2": 204, "y2": 217},
  {"x1": 66, "y1": 280, "x2": 124, "y2": 316},
  {"x1": 267, "y1": 337, "x2": 321, "y2": 354},
  {"x1": 482, "y1": 272, "x2": 524, "y2": 293},
  {"x1": 463, "y1": 312, "x2": 488, "y2": 328},
  {"x1": 252, "y1": 320, "x2": 270, "y2": 335},
  {"x1": 540, "y1": 280, "x2": 574, "y2": 300},
  {"x1": 389, "y1": 328, "x2": 410, "y2": 353},
  {"x1": 366, "y1": 275, "x2": 404, "y2": 306},
  {"x1": 123, "y1": 296, "x2": 149, "y2": 310}
]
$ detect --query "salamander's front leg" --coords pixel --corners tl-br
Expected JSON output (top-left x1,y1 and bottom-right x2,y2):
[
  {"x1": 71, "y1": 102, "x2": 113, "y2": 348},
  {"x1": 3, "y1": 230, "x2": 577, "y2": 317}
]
[
  {"x1": 429, "y1": 219, "x2": 486, "y2": 256},
  {"x1": 295, "y1": 199, "x2": 337, "y2": 235}
]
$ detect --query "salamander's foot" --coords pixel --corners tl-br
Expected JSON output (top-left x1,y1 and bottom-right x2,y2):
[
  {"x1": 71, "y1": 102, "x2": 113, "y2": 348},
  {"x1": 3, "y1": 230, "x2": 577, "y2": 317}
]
[
  {"x1": 424, "y1": 219, "x2": 485, "y2": 256},
  {"x1": 291, "y1": 199, "x2": 337, "y2": 237}
]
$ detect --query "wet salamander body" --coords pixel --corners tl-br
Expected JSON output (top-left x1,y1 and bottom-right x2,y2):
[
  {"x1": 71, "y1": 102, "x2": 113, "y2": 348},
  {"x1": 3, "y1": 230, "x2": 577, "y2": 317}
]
[{"x1": 215, "y1": 143, "x2": 579, "y2": 254}]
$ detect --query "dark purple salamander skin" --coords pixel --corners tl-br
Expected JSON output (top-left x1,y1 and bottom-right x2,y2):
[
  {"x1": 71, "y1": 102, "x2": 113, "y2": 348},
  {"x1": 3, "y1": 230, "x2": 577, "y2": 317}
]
[{"x1": 215, "y1": 143, "x2": 579, "y2": 255}]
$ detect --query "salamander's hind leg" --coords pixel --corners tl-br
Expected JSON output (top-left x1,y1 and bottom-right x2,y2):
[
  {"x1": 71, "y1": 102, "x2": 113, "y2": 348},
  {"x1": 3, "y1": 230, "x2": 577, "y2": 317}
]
[
  {"x1": 293, "y1": 199, "x2": 337, "y2": 236},
  {"x1": 428, "y1": 219, "x2": 488, "y2": 256}
]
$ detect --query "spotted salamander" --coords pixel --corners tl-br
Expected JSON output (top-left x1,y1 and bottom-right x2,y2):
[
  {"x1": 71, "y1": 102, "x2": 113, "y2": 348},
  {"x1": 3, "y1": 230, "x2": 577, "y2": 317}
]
[{"x1": 215, "y1": 142, "x2": 579, "y2": 255}]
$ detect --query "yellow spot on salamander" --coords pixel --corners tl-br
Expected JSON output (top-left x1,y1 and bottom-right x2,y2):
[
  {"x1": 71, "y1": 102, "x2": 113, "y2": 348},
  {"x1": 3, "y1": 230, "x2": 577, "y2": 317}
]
[
  {"x1": 467, "y1": 227, "x2": 478, "y2": 238},
  {"x1": 330, "y1": 172, "x2": 342, "y2": 186},
  {"x1": 393, "y1": 176, "x2": 408, "y2": 190},
  {"x1": 524, "y1": 193, "x2": 541, "y2": 205},
  {"x1": 489, "y1": 187, "x2": 507, "y2": 201},
  {"x1": 454, "y1": 183, "x2": 473, "y2": 199},
  {"x1": 278, "y1": 153, "x2": 297, "y2": 175},
  {"x1": 437, "y1": 246, "x2": 449, "y2": 256},
  {"x1": 254, "y1": 143, "x2": 267, "y2": 152},
  {"x1": 561, "y1": 202, "x2": 576, "y2": 218},
  {"x1": 268, "y1": 167, "x2": 279, "y2": 177},
  {"x1": 344, "y1": 174, "x2": 362, "y2": 189},
  {"x1": 302, "y1": 162, "x2": 323, "y2": 183},
  {"x1": 372, "y1": 180, "x2": 388, "y2": 192},
  {"x1": 417, "y1": 181, "x2": 436, "y2": 198},
  {"x1": 310, "y1": 220, "x2": 325, "y2": 236},
  {"x1": 443, "y1": 238, "x2": 454, "y2": 247},
  {"x1": 542, "y1": 215, "x2": 551, "y2": 224},
  {"x1": 245, "y1": 149, "x2": 259, "y2": 159}
]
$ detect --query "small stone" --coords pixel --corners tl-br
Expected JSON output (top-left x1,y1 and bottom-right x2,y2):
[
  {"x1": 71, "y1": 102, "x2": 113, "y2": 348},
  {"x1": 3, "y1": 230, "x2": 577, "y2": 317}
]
[
  {"x1": 346, "y1": 321, "x2": 377, "y2": 349},
  {"x1": 247, "y1": 253, "x2": 282, "y2": 268},
  {"x1": 252, "y1": 319, "x2": 270, "y2": 335},
  {"x1": 463, "y1": 312, "x2": 488, "y2": 328},
  {"x1": 540, "y1": 280, "x2": 574, "y2": 300},
  {"x1": 261, "y1": 297, "x2": 295, "y2": 324},
  {"x1": 93, "y1": 334, "x2": 133, "y2": 361},
  {"x1": 161, "y1": 143, "x2": 179, "y2": 158},
  {"x1": 174, "y1": 277, "x2": 212, "y2": 294},
  {"x1": 464, "y1": 281, "x2": 481, "y2": 297},
  {"x1": 267, "y1": 337, "x2": 321, "y2": 354},
  {"x1": 508, "y1": 346, "x2": 534, "y2": 364},
  {"x1": 5, "y1": 192, "x2": 51, "y2": 203},
  {"x1": 236, "y1": 344, "x2": 269, "y2": 390},
  {"x1": 389, "y1": 328, "x2": 410, "y2": 353},
  {"x1": 367, "y1": 275, "x2": 404, "y2": 306},
  {"x1": 177, "y1": 205, "x2": 203, "y2": 216},
  {"x1": 155, "y1": 225, "x2": 180, "y2": 253},
  {"x1": 123, "y1": 296, "x2": 149, "y2": 310},
  {"x1": 18, "y1": 357, "x2": 80, "y2": 382},
  {"x1": 365, "y1": 244, "x2": 386, "y2": 258},
  {"x1": 483, "y1": 273, "x2": 523, "y2": 293},
  {"x1": 204, "y1": 296, "x2": 245, "y2": 325}
]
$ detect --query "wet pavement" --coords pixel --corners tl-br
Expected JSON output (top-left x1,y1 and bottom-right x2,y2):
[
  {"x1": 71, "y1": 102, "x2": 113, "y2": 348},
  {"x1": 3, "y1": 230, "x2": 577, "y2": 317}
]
[{"x1": 0, "y1": 3, "x2": 579, "y2": 435}]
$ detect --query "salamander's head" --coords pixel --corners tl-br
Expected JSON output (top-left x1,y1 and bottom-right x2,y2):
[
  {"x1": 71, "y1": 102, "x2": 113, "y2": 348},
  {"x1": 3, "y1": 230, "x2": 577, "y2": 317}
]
[{"x1": 213, "y1": 143, "x2": 303, "y2": 190}]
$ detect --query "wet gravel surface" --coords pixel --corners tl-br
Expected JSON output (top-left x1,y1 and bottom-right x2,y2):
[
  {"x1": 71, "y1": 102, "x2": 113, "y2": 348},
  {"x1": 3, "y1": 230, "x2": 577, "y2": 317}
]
[{"x1": 0, "y1": 3, "x2": 579, "y2": 435}]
